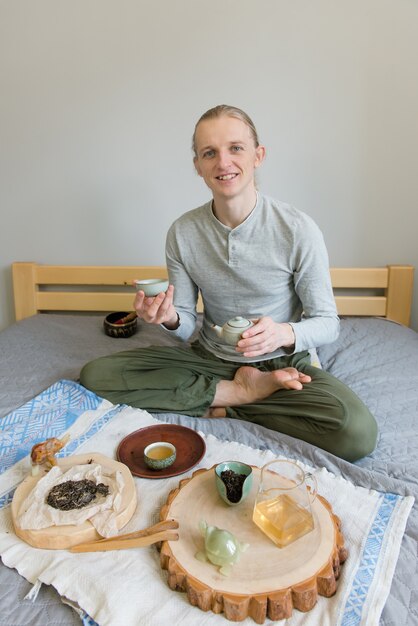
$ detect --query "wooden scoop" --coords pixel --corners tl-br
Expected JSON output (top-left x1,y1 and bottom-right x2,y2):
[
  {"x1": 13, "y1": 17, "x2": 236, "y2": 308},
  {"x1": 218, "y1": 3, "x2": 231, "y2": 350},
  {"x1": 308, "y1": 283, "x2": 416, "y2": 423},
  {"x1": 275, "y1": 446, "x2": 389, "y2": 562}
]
[{"x1": 70, "y1": 519, "x2": 179, "y2": 553}]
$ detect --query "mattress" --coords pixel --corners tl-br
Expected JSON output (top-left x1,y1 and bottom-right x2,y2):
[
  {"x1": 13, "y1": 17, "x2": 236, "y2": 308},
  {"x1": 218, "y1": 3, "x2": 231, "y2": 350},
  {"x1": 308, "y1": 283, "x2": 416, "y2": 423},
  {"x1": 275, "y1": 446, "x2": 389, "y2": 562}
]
[{"x1": 0, "y1": 314, "x2": 417, "y2": 625}]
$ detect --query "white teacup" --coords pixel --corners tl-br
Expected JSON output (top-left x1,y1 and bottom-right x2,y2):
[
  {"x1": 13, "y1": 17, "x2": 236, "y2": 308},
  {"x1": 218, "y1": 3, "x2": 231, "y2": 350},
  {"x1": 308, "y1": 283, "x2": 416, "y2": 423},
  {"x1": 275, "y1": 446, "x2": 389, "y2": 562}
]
[{"x1": 134, "y1": 278, "x2": 169, "y2": 297}]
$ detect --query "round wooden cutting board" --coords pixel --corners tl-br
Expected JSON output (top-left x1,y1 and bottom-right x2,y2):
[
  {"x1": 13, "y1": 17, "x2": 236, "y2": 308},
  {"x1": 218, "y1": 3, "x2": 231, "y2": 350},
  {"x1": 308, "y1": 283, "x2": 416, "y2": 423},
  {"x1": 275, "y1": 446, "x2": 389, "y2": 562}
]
[
  {"x1": 159, "y1": 466, "x2": 348, "y2": 623},
  {"x1": 11, "y1": 453, "x2": 137, "y2": 550}
]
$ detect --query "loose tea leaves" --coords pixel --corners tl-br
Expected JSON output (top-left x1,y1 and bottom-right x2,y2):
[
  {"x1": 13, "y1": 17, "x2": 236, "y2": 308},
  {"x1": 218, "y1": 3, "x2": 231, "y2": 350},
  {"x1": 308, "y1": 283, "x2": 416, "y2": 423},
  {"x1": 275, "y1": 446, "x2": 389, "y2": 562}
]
[
  {"x1": 46, "y1": 479, "x2": 110, "y2": 511},
  {"x1": 221, "y1": 469, "x2": 247, "y2": 503}
]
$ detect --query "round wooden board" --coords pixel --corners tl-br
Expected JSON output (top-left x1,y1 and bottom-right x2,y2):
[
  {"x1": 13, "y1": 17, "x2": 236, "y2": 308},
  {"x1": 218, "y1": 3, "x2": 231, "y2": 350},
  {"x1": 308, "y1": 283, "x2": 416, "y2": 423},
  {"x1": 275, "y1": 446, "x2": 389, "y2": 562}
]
[
  {"x1": 159, "y1": 466, "x2": 348, "y2": 623},
  {"x1": 11, "y1": 453, "x2": 137, "y2": 549}
]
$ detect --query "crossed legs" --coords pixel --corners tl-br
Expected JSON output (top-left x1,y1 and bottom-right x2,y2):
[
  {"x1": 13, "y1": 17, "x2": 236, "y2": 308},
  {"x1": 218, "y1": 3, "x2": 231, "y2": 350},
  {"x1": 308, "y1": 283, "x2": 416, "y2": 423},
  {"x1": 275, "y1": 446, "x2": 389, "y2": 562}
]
[{"x1": 80, "y1": 345, "x2": 377, "y2": 462}]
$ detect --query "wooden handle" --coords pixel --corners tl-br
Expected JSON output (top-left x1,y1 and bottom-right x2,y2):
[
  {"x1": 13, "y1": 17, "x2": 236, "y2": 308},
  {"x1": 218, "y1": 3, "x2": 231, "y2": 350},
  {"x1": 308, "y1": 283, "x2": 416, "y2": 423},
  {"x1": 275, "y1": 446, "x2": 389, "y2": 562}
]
[
  {"x1": 70, "y1": 530, "x2": 179, "y2": 553},
  {"x1": 87, "y1": 519, "x2": 178, "y2": 544},
  {"x1": 69, "y1": 520, "x2": 179, "y2": 553},
  {"x1": 115, "y1": 311, "x2": 138, "y2": 324}
]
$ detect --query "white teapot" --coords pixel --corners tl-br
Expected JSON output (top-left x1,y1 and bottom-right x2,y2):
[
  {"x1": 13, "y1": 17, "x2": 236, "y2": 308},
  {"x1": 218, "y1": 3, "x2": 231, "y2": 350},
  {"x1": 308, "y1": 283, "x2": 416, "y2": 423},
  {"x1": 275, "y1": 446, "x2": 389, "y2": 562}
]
[{"x1": 212, "y1": 316, "x2": 254, "y2": 346}]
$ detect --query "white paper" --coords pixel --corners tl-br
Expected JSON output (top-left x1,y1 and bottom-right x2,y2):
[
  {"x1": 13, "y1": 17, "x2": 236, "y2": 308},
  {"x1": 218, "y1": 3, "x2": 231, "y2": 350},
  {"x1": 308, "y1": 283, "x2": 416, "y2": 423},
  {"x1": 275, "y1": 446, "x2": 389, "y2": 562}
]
[{"x1": 17, "y1": 463, "x2": 125, "y2": 537}]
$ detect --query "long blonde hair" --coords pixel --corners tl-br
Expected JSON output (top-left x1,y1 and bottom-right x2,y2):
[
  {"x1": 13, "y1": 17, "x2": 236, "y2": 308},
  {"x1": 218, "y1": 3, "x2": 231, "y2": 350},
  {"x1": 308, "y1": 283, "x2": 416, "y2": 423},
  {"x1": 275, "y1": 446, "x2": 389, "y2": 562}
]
[{"x1": 192, "y1": 105, "x2": 260, "y2": 157}]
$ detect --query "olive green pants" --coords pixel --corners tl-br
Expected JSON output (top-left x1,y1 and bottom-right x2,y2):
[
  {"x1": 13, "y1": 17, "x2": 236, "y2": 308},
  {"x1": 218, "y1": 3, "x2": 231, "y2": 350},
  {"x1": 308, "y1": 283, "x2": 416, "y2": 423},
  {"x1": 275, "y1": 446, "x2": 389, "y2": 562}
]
[{"x1": 80, "y1": 342, "x2": 377, "y2": 462}]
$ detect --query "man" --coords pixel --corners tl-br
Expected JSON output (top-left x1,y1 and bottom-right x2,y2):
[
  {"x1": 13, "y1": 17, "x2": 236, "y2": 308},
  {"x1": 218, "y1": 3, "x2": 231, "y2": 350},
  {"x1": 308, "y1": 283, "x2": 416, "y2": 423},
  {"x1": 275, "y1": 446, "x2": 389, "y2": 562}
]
[{"x1": 80, "y1": 105, "x2": 377, "y2": 461}]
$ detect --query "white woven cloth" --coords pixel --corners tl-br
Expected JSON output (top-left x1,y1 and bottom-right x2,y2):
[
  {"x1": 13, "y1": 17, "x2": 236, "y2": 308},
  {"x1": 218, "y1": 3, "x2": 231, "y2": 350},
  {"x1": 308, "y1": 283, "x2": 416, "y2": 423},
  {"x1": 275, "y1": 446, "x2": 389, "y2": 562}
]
[{"x1": 0, "y1": 387, "x2": 414, "y2": 626}]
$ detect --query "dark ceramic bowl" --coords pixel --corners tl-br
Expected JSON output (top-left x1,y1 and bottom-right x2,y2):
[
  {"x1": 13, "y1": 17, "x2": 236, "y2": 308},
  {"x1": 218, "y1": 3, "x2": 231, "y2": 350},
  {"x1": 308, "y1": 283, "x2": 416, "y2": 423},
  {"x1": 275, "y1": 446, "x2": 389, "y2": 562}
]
[{"x1": 103, "y1": 312, "x2": 138, "y2": 338}]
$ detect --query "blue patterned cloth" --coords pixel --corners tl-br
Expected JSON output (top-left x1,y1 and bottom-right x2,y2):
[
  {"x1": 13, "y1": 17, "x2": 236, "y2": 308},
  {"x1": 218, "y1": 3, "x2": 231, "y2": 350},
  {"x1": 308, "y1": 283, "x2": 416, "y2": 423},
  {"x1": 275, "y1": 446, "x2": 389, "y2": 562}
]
[
  {"x1": 0, "y1": 380, "x2": 102, "y2": 474},
  {"x1": 0, "y1": 380, "x2": 107, "y2": 625}
]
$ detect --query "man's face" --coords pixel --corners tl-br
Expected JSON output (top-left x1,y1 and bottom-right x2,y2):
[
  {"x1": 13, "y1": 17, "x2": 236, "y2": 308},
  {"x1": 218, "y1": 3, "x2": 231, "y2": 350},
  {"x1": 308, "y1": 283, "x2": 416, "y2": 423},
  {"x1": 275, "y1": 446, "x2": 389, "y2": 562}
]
[{"x1": 193, "y1": 115, "x2": 265, "y2": 202}]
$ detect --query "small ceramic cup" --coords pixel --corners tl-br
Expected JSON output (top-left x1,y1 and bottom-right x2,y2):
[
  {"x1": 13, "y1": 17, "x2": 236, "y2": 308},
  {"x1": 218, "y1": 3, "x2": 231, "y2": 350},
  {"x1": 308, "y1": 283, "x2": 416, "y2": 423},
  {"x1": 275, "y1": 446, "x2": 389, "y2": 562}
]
[
  {"x1": 143, "y1": 441, "x2": 176, "y2": 470},
  {"x1": 134, "y1": 279, "x2": 169, "y2": 297},
  {"x1": 215, "y1": 461, "x2": 253, "y2": 506}
]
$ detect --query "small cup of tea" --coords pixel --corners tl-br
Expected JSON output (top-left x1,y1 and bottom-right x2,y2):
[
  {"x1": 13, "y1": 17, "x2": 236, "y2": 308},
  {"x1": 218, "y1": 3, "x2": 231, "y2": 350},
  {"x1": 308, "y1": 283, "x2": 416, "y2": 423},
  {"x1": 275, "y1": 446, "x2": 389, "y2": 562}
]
[
  {"x1": 134, "y1": 279, "x2": 169, "y2": 297},
  {"x1": 143, "y1": 441, "x2": 176, "y2": 470}
]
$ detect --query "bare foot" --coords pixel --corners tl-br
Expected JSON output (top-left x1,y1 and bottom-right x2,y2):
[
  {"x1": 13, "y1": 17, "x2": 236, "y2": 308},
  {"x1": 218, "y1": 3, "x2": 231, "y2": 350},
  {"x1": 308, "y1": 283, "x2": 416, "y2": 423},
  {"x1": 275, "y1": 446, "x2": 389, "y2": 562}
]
[{"x1": 211, "y1": 366, "x2": 311, "y2": 408}]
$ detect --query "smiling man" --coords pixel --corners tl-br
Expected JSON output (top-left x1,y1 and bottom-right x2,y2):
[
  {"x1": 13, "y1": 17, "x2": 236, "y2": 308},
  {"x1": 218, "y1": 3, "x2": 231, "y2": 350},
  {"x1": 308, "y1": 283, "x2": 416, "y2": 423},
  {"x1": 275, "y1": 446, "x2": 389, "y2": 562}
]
[
  {"x1": 193, "y1": 114, "x2": 265, "y2": 221},
  {"x1": 80, "y1": 104, "x2": 378, "y2": 462}
]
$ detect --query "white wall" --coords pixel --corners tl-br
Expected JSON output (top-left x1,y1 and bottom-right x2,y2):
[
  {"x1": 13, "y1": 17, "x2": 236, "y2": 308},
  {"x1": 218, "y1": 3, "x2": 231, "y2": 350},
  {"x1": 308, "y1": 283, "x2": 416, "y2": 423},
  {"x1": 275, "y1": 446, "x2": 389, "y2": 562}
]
[{"x1": 1, "y1": 0, "x2": 417, "y2": 330}]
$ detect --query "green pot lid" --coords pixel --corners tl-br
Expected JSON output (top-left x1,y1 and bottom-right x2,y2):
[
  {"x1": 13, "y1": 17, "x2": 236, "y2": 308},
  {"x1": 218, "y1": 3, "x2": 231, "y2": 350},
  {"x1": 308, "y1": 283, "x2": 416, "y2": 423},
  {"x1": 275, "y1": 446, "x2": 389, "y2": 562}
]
[{"x1": 227, "y1": 316, "x2": 252, "y2": 329}]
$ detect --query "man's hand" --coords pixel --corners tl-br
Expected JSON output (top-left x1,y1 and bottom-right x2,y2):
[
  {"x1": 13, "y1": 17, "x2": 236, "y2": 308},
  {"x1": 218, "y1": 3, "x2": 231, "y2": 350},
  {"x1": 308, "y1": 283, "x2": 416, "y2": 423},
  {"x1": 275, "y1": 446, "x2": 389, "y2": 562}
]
[
  {"x1": 134, "y1": 284, "x2": 179, "y2": 328},
  {"x1": 236, "y1": 317, "x2": 295, "y2": 358}
]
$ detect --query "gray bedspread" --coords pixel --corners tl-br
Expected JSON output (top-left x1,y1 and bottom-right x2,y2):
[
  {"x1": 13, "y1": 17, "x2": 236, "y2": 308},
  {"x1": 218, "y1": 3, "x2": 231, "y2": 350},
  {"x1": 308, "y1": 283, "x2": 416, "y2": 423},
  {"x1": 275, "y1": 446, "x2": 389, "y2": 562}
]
[{"x1": 0, "y1": 314, "x2": 417, "y2": 626}]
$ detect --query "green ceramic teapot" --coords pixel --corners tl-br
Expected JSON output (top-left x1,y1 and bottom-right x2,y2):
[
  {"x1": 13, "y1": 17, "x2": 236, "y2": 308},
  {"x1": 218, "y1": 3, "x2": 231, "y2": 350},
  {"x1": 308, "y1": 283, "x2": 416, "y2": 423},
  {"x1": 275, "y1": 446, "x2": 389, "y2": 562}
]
[{"x1": 212, "y1": 316, "x2": 254, "y2": 346}]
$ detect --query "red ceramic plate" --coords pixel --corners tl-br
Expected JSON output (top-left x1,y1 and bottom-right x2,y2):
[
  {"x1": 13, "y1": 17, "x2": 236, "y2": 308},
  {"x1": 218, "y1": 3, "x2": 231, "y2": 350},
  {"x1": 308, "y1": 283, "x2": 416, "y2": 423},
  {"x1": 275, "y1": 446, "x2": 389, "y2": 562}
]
[{"x1": 116, "y1": 424, "x2": 206, "y2": 479}]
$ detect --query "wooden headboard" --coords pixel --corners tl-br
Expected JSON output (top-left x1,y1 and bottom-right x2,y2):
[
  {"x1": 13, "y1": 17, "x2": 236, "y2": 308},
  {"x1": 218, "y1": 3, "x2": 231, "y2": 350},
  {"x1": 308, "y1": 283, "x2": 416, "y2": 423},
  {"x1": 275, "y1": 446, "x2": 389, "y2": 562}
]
[{"x1": 12, "y1": 262, "x2": 414, "y2": 327}]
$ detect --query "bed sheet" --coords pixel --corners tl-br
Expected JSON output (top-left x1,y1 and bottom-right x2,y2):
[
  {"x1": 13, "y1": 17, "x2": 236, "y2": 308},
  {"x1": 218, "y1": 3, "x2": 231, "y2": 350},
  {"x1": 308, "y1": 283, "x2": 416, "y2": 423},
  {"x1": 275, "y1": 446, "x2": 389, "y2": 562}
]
[{"x1": 0, "y1": 314, "x2": 417, "y2": 626}]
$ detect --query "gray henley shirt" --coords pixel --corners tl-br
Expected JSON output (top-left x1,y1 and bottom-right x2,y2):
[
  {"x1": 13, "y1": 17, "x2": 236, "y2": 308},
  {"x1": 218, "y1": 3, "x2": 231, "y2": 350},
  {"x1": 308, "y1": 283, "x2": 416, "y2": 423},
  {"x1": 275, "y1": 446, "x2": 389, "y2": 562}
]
[{"x1": 164, "y1": 193, "x2": 339, "y2": 363}]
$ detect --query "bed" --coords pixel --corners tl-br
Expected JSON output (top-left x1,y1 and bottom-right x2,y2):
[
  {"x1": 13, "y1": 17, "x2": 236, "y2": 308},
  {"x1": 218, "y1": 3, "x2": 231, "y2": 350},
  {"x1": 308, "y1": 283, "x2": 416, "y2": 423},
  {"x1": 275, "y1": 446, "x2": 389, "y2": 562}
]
[{"x1": 0, "y1": 262, "x2": 416, "y2": 626}]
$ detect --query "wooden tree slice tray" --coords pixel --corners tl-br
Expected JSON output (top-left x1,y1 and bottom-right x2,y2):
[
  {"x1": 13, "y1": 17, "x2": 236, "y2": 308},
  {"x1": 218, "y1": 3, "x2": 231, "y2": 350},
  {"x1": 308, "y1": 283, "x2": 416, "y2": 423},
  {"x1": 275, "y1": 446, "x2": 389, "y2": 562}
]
[
  {"x1": 11, "y1": 453, "x2": 137, "y2": 550},
  {"x1": 159, "y1": 466, "x2": 348, "y2": 623}
]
